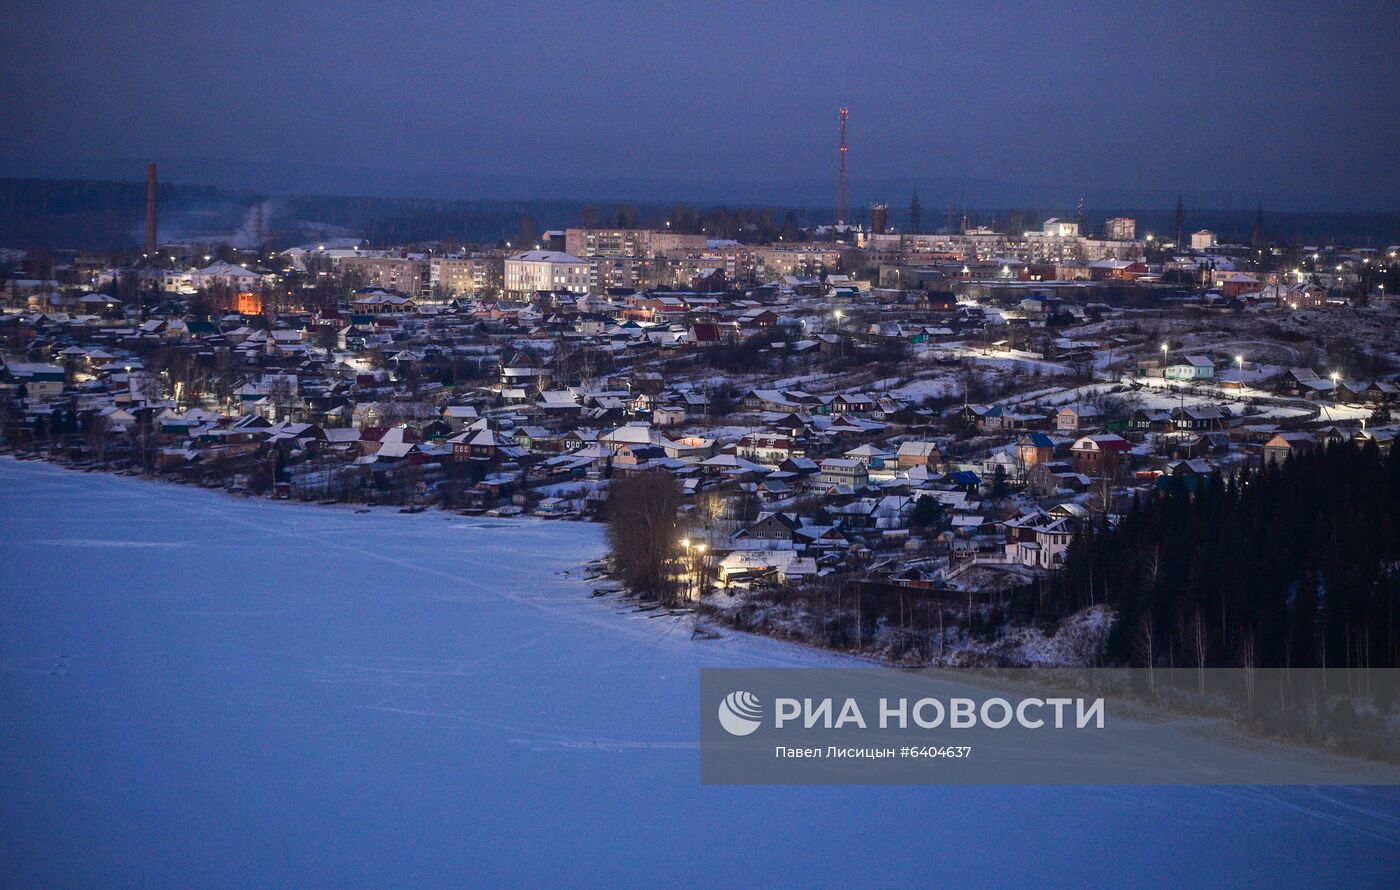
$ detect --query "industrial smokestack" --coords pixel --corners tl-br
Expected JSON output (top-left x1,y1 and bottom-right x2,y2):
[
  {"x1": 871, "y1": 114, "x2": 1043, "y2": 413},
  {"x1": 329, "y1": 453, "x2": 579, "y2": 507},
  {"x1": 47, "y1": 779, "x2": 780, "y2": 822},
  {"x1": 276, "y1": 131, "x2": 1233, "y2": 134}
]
[{"x1": 144, "y1": 163, "x2": 158, "y2": 252}]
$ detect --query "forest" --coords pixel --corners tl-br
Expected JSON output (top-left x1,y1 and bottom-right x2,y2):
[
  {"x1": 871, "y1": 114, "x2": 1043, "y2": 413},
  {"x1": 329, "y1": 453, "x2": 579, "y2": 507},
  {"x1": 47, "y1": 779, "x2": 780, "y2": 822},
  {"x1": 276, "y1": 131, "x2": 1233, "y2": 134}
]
[{"x1": 1020, "y1": 442, "x2": 1400, "y2": 670}]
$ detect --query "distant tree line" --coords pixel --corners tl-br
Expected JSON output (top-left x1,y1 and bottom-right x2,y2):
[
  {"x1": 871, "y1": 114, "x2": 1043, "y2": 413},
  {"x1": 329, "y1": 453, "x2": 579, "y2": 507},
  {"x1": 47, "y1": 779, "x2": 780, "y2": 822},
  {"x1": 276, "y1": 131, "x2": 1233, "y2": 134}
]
[
  {"x1": 11, "y1": 178, "x2": 1400, "y2": 251},
  {"x1": 1017, "y1": 443, "x2": 1400, "y2": 670},
  {"x1": 0, "y1": 178, "x2": 226, "y2": 250}
]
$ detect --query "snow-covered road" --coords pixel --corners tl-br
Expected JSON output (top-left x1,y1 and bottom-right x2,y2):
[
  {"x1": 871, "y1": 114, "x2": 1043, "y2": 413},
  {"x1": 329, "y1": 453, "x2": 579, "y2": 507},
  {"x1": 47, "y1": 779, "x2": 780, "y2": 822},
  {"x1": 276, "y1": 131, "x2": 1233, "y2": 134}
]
[{"x1": 2, "y1": 459, "x2": 1397, "y2": 887}]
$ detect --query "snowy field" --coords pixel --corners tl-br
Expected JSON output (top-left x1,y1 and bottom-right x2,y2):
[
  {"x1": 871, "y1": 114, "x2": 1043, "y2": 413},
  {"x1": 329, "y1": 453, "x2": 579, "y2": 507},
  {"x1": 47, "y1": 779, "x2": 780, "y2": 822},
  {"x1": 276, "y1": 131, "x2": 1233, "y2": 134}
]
[{"x1": 2, "y1": 458, "x2": 1399, "y2": 888}]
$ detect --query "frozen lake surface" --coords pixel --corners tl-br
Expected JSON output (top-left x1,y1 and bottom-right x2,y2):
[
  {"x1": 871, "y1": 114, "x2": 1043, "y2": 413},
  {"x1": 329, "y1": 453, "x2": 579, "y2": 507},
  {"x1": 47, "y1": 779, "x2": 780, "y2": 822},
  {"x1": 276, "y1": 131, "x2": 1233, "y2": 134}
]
[{"x1": 2, "y1": 459, "x2": 1397, "y2": 887}]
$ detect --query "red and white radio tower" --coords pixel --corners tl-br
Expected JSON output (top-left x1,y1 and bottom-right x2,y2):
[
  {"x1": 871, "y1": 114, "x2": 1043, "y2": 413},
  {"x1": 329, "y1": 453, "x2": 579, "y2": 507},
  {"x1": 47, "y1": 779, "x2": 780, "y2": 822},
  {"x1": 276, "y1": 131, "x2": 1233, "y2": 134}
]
[{"x1": 837, "y1": 107, "x2": 848, "y2": 226}]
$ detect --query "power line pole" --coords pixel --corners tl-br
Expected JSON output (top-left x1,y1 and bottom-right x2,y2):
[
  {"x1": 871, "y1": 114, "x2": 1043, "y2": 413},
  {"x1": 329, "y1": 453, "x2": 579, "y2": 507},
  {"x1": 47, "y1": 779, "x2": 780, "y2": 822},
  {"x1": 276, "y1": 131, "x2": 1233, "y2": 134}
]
[{"x1": 837, "y1": 107, "x2": 848, "y2": 226}]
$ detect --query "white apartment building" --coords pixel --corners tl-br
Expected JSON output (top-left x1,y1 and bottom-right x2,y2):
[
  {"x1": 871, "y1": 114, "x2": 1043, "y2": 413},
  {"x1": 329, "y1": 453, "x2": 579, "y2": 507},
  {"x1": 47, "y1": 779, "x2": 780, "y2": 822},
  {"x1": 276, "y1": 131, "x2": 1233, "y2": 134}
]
[
  {"x1": 504, "y1": 251, "x2": 590, "y2": 295},
  {"x1": 188, "y1": 260, "x2": 265, "y2": 292},
  {"x1": 1040, "y1": 218, "x2": 1080, "y2": 237}
]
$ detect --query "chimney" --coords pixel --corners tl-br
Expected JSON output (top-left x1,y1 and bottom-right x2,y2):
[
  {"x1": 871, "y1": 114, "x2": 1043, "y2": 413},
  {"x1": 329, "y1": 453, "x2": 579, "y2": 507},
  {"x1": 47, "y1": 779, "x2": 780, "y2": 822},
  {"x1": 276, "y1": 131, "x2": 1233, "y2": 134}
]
[{"x1": 145, "y1": 163, "x2": 157, "y2": 252}]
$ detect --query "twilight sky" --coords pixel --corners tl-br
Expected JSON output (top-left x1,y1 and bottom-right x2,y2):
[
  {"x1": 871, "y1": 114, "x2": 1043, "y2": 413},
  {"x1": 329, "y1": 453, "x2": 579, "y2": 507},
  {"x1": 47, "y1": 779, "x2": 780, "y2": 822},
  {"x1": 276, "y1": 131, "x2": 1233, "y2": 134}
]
[{"x1": 2, "y1": 0, "x2": 1397, "y2": 209}]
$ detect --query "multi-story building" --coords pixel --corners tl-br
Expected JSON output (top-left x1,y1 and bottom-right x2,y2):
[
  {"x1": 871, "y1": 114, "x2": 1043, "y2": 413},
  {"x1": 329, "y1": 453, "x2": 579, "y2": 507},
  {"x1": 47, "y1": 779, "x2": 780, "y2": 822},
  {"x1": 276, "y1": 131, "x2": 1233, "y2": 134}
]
[
  {"x1": 861, "y1": 229, "x2": 1139, "y2": 266},
  {"x1": 1070, "y1": 434, "x2": 1131, "y2": 476},
  {"x1": 749, "y1": 246, "x2": 845, "y2": 279},
  {"x1": 429, "y1": 256, "x2": 500, "y2": 296},
  {"x1": 1105, "y1": 217, "x2": 1136, "y2": 241},
  {"x1": 338, "y1": 256, "x2": 428, "y2": 298},
  {"x1": 1190, "y1": 229, "x2": 1218, "y2": 249},
  {"x1": 816, "y1": 458, "x2": 869, "y2": 488},
  {"x1": 188, "y1": 260, "x2": 266, "y2": 293},
  {"x1": 566, "y1": 228, "x2": 647, "y2": 258},
  {"x1": 504, "y1": 251, "x2": 590, "y2": 295},
  {"x1": 590, "y1": 255, "x2": 660, "y2": 292},
  {"x1": 564, "y1": 228, "x2": 708, "y2": 258},
  {"x1": 157, "y1": 270, "x2": 194, "y2": 293},
  {"x1": 1041, "y1": 218, "x2": 1080, "y2": 237}
]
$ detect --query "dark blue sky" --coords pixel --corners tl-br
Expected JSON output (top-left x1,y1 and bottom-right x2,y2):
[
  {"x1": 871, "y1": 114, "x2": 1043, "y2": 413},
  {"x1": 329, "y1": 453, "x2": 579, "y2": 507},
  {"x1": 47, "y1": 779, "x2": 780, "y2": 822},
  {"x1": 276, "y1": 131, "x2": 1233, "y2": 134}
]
[{"x1": 2, "y1": 0, "x2": 1397, "y2": 209}]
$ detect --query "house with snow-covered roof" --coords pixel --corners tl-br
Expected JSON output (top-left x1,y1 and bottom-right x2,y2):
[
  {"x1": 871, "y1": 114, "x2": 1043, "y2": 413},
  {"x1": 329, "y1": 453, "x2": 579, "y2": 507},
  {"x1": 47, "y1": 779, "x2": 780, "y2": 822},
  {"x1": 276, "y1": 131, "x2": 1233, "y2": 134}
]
[
  {"x1": 1164, "y1": 356, "x2": 1215, "y2": 381},
  {"x1": 816, "y1": 458, "x2": 868, "y2": 489}
]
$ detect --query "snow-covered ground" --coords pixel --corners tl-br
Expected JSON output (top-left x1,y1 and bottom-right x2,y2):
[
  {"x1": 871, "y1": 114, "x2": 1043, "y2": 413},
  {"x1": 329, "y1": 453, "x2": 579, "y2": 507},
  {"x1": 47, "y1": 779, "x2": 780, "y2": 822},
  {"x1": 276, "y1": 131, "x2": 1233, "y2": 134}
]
[
  {"x1": 2, "y1": 458, "x2": 1398, "y2": 887},
  {"x1": 931, "y1": 342, "x2": 1074, "y2": 375}
]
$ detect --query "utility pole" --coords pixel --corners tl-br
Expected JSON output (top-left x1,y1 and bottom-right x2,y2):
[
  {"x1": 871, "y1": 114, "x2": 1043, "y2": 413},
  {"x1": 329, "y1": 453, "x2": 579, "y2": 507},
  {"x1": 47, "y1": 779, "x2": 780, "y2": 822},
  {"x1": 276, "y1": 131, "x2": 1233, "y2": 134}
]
[{"x1": 836, "y1": 107, "x2": 848, "y2": 226}]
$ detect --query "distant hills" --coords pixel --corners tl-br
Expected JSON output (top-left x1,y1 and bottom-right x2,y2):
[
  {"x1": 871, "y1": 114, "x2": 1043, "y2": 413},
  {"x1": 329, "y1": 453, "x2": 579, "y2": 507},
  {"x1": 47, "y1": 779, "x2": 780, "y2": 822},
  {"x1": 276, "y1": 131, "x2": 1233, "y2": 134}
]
[{"x1": 2, "y1": 176, "x2": 1398, "y2": 252}]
